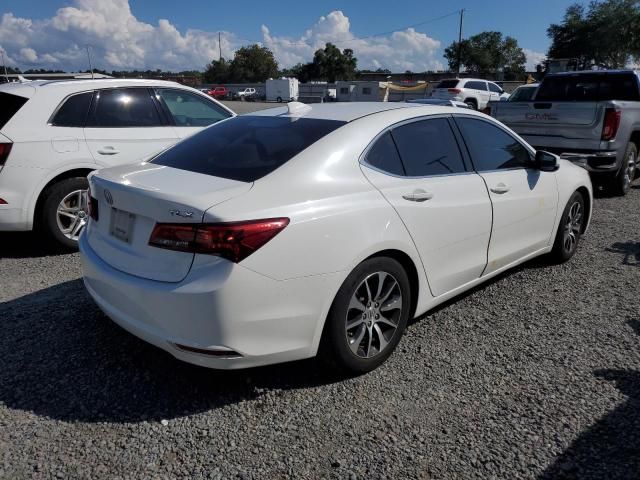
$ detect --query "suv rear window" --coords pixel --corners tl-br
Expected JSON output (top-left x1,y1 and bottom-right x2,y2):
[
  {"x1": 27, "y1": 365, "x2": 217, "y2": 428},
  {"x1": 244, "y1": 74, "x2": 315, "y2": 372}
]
[
  {"x1": 536, "y1": 73, "x2": 640, "y2": 102},
  {"x1": 151, "y1": 116, "x2": 346, "y2": 182},
  {"x1": 436, "y1": 80, "x2": 460, "y2": 89},
  {"x1": 0, "y1": 92, "x2": 29, "y2": 129}
]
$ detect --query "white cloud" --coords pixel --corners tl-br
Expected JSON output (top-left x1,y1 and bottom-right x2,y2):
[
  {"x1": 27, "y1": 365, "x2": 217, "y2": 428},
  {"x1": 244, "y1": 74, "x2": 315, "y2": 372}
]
[
  {"x1": 524, "y1": 49, "x2": 546, "y2": 71},
  {"x1": 0, "y1": 1, "x2": 444, "y2": 72}
]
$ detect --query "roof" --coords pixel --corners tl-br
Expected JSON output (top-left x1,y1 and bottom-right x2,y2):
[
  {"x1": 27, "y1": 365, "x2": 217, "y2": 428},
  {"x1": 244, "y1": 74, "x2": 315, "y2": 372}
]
[
  {"x1": 547, "y1": 69, "x2": 639, "y2": 76},
  {"x1": 247, "y1": 101, "x2": 423, "y2": 122}
]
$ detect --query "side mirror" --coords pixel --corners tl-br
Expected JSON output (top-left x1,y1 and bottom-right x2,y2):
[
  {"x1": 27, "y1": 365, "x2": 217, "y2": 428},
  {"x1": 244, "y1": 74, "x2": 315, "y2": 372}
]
[{"x1": 534, "y1": 150, "x2": 559, "y2": 172}]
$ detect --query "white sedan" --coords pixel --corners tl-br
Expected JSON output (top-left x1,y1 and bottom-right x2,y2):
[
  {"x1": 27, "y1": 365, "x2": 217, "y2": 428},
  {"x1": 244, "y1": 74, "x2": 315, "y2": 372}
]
[{"x1": 80, "y1": 102, "x2": 592, "y2": 374}]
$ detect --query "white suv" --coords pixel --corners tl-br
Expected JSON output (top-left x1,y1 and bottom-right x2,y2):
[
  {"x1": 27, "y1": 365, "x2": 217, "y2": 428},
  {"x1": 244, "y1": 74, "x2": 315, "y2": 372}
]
[
  {"x1": 0, "y1": 79, "x2": 234, "y2": 248},
  {"x1": 431, "y1": 78, "x2": 508, "y2": 110}
]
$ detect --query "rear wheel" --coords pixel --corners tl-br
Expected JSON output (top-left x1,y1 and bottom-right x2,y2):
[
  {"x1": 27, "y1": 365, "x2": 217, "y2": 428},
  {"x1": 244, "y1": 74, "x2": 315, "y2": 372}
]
[
  {"x1": 464, "y1": 98, "x2": 478, "y2": 110},
  {"x1": 609, "y1": 142, "x2": 636, "y2": 196},
  {"x1": 41, "y1": 177, "x2": 89, "y2": 250},
  {"x1": 549, "y1": 191, "x2": 585, "y2": 263},
  {"x1": 320, "y1": 257, "x2": 411, "y2": 374}
]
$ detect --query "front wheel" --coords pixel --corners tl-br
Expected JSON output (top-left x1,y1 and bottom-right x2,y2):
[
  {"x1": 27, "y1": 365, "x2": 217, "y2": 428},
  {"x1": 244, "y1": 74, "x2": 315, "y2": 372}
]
[
  {"x1": 41, "y1": 177, "x2": 89, "y2": 250},
  {"x1": 549, "y1": 191, "x2": 585, "y2": 263},
  {"x1": 320, "y1": 257, "x2": 411, "y2": 374}
]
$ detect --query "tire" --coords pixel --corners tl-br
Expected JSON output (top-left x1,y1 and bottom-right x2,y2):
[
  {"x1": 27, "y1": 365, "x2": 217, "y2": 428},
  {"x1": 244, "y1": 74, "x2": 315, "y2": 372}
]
[
  {"x1": 41, "y1": 177, "x2": 89, "y2": 250},
  {"x1": 276, "y1": 96, "x2": 282, "y2": 103},
  {"x1": 319, "y1": 257, "x2": 412, "y2": 374},
  {"x1": 464, "y1": 98, "x2": 478, "y2": 110},
  {"x1": 549, "y1": 191, "x2": 586, "y2": 263},
  {"x1": 609, "y1": 142, "x2": 636, "y2": 196}
]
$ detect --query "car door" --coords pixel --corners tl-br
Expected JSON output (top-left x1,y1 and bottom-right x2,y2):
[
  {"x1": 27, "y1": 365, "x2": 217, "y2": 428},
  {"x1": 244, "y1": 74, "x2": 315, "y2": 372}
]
[
  {"x1": 154, "y1": 88, "x2": 233, "y2": 139},
  {"x1": 360, "y1": 117, "x2": 493, "y2": 297},
  {"x1": 84, "y1": 87, "x2": 179, "y2": 166},
  {"x1": 453, "y1": 116, "x2": 558, "y2": 274},
  {"x1": 488, "y1": 82, "x2": 503, "y2": 102}
]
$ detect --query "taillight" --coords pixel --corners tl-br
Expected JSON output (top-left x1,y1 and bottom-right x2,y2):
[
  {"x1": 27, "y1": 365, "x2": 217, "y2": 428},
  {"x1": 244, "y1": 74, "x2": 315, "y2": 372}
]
[
  {"x1": 0, "y1": 143, "x2": 13, "y2": 167},
  {"x1": 448, "y1": 88, "x2": 462, "y2": 94},
  {"x1": 602, "y1": 108, "x2": 621, "y2": 141},
  {"x1": 148, "y1": 218, "x2": 290, "y2": 263},
  {"x1": 87, "y1": 186, "x2": 99, "y2": 221}
]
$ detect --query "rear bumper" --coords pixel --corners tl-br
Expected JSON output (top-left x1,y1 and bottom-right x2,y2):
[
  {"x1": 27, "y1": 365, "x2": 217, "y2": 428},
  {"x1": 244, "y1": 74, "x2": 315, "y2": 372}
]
[
  {"x1": 79, "y1": 233, "x2": 341, "y2": 369},
  {"x1": 558, "y1": 150, "x2": 619, "y2": 173}
]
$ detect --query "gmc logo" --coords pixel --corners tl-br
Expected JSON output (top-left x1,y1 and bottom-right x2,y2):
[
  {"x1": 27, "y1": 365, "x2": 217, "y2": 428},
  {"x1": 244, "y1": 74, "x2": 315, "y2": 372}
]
[{"x1": 525, "y1": 113, "x2": 558, "y2": 121}]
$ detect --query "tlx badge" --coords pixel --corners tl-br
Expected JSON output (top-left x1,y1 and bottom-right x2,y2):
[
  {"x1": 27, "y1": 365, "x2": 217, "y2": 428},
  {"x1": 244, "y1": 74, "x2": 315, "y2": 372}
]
[{"x1": 169, "y1": 209, "x2": 194, "y2": 218}]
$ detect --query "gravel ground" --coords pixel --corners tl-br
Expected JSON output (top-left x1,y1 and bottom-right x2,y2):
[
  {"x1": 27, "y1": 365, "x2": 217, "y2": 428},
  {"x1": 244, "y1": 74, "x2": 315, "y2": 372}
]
[{"x1": 1, "y1": 182, "x2": 640, "y2": 478}]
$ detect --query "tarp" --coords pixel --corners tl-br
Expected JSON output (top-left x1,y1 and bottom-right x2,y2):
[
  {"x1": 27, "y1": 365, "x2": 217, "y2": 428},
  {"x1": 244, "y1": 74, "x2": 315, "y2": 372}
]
[{"x1": 379, "y1": 82, "x2": 429, "y2": 92}]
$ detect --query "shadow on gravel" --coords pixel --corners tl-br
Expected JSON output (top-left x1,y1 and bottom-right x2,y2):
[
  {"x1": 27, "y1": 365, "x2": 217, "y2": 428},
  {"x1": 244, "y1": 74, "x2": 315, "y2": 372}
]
[
  {"x1": 0, "y1": 279, "x2": 344, "y2": 423},
  {"x1": 539, "y1": 319, "x2": 640, "y2": 480},
  {"x1": 607, "y1": 241, "x2": 640, "y2": 267},
  {"x1": 0, "y1": 232, "x2": 70, "y2": 259}
]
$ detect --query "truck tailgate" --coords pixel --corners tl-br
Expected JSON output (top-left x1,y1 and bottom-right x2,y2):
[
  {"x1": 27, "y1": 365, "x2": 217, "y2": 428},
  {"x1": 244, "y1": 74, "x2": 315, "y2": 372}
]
[{"x1": 493, "y1": 101, "x2": 600, "y2": 140}]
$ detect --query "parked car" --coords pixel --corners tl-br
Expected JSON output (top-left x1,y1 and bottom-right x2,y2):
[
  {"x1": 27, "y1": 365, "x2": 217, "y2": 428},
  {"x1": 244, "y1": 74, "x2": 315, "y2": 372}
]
[
  {"x1": 489, "y1": 70, "x2": 640, "y2": 195},
  {"x1": 507, "y1": 83, "x2": 539, "y2": 102},
  {"x1": 431, "y1": 78, "x2": 508, "y2": 110},
  {"x1": 80, "y1": 102, "x2": 592, "y2": 374},
  {"x1": 407, "y1": 98, "x2": 472, "y2": 108},
  {"x1": 0, "y1": 79, "x2": 234, "y2": 248},
  {"x1": 207, "y1": 86, "x2": 229, "y2": 99},
  {"x1": 234, "y1": 87, "x2": 257, "y2": 101}
]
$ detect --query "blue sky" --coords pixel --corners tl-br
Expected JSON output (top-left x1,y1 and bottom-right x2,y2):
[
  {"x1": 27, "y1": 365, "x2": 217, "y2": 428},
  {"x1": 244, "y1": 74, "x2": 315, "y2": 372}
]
[{"x1": 0, "y1": 0, "x2": 583, "y2": 72}]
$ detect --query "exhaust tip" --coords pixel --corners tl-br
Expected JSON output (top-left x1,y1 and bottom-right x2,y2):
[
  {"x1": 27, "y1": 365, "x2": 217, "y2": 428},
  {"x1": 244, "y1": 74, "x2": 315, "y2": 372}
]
[{"x1": 174, "y1": 343, "x2": 242, "y2": 358}]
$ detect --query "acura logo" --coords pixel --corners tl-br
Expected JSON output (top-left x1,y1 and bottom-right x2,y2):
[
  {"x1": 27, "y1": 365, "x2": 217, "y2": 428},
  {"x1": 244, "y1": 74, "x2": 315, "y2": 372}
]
[{"x1": 104, "y1": 189, "x2": 113, "y2": 206}]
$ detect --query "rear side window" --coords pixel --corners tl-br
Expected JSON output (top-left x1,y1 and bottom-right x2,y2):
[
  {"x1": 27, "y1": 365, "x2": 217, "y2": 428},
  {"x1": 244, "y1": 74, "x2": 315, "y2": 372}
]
[
  {"x1": 87, "y1": 88, "x2": 163, "y2": 127},
  {"x1": 155, "y1": 88, "x2": 231, "y2": 127},
  {"x1": 465, "y1": 81, "x2": 488, "y2": 91},
  {"x1": 151, "y1": 116, "x2": 345, "y2": 182},
  {"x1": 51, "y1": 92, "x2": 93, "y2": 127},
  {"x1": 365, "y1": 132, "x2": 405, "y2": 175},
  {"x1": 436, "y1": 80, "x2": 459, "y2": 89},
  {"x1": 0, "y1": 92, "x2": 29, "y2": 129},
  {"x1": 455, "y1": 117, "x2": 532, "y2": 171},
  {"x1": 536, "y1": 74, "x2": 640, "y2": 102},
  {"x1": 391, "y1": 118, "x2": 466, "y2": 176}
]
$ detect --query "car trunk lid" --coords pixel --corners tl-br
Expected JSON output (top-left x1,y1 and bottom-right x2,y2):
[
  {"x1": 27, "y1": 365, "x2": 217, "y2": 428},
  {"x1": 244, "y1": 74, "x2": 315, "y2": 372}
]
[{"x1": 86, "y1": 162, "x2": 252, "y2": 282}]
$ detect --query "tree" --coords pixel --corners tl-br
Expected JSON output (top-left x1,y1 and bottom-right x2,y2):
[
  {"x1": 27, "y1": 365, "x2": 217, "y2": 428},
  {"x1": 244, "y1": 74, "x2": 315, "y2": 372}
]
[
  {"x1": 547, "y1": 0, "x2": 640, "y2": 70},
  {"x1": 444, "y1": 31, "x2": 526, "y2": 78},
  {"x1": 204, "y1": 58, "x2": 230, "y2": 83},
  {"x1": 310, "y1": 43, "x2": 357, "y2": 82},
  {"x1": 227, "y1": 45, "x2": 278, "y2": 83}
]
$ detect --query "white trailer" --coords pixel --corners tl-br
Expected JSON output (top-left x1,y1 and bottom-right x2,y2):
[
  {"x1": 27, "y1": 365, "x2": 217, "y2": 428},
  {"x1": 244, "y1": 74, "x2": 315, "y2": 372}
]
[{"x1": 266, "y1": 78, "x2": 299, "y2": 102}]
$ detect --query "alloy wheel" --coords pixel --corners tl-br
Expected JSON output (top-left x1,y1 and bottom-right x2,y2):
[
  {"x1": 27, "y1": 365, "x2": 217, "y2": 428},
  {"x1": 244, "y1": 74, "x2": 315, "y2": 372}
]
[
  {"x1": 623, "y1": 150, "x2": 636, "y2": 191},
  {"x1": 345, "y1": 272, "x2": 403, "y2": 359},
  {"x1": 56, "y1": 189, "x2": 88, "y2": 241},
  {"x1": 563, "y1": 201, "x2": 583, "y2": 254}
]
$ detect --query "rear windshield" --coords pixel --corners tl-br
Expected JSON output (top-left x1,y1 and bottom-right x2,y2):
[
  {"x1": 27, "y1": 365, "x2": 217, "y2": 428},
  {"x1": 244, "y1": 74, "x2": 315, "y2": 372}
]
[
  {"x1": 0, "y1": 92, "x2": 29, "y2": 129},
  {"x1": 151, "y1": 115, "x2": 346, "y2": 182},
  {"x1": 436, "y1": 80, "x2": 460, "y2": 89},
  {"x1": 536, "y1": 73, "x2": 640, "y2": 102}
]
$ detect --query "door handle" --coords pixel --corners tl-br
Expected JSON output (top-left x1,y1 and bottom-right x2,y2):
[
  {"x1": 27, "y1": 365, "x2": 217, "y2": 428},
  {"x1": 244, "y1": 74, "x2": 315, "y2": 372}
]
[
  {"x1": 402, "y1": 190, "x2": 434, "y2": 202},
  {"x1": 97, "y1": 147, "x2": 120, "y2": 155},
  {"x1": 490, "y1": 183, "x2": 510, "y2": 194}
]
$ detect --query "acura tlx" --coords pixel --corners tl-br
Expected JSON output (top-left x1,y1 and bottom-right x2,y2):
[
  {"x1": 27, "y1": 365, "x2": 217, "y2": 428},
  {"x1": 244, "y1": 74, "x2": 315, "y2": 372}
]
[{"x1": 80, "y1": 102, "x2": 592, "y2": 374}]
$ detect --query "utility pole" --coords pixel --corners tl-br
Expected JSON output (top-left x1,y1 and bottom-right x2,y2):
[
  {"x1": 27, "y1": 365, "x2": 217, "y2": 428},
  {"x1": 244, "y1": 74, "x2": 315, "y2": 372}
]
[
  {"x1": 456, "y1": 9, "x2": 464, "y2": 76},
  {"x1": 1, "y1": 50, "x2": 8, "y2": 83},
  {"x1": 218, "y1": 32, "x2": 222, "y2": 61},
  {"x1": 85, "y1": 45, "x2": 94, "y2": 79}
]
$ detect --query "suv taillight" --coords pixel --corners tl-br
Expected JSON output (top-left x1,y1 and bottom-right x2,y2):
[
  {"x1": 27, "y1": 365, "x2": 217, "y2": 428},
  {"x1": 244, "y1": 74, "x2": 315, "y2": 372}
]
[
  {"x1": 148, "y1": 218, "x2": 289, "y2": 263},
  {"x1": 602, "y1": 108, "x2": 621, "y2": 141},
  {"x1": 0, "y1": 143, "x2": 13, "y2": 167},
  {"x1": 448, "y1": 88, "x2": 462, "y2": 94}
]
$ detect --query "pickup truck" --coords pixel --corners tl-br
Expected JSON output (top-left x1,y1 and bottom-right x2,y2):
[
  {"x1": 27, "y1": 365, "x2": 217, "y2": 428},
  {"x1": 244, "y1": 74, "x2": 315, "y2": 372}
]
[{"x1": 490, "y1": 70, "x2": 640, "y2": 195}]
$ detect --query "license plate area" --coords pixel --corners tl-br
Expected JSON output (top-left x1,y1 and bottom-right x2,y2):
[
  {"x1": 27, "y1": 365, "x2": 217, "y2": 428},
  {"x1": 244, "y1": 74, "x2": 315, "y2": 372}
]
[{"x1": 109, "y1": 208, "x2": 135, "y2": 243}]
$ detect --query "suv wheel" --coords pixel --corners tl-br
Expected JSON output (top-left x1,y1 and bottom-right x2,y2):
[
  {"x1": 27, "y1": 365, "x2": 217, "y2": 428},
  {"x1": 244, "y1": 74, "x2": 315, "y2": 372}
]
[
  {"x1": 41, "y1": 177, "x2": 89, "y2": 250},
  {"x1": 609, "y1": 142, "x2": 637, "y2": 196},
  {"x1": 464, "y1": 98, "x2": 478, "y2": 110},
  {"x1": 320, "y1": 257, "x2": 411, "y2": 374}
]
